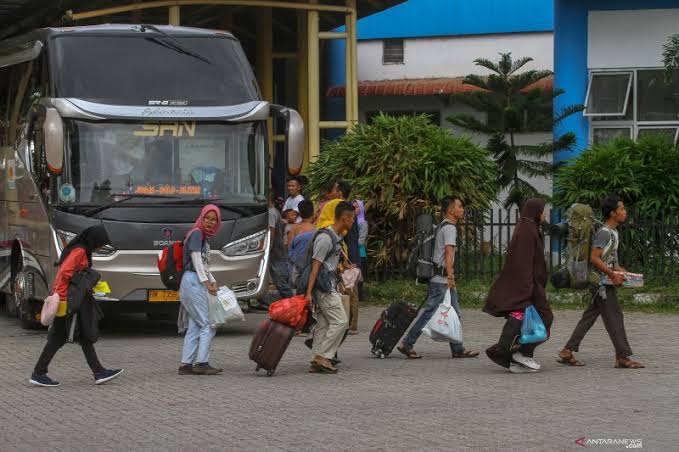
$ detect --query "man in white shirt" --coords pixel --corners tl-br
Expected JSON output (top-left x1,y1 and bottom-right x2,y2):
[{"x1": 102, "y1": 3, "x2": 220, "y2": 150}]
[{"x1": 283, "y1": 177, "x2": 305, "y2": 225}]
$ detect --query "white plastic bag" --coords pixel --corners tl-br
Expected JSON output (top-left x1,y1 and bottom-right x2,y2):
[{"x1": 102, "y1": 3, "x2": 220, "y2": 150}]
[
  {"x1": 217, "y1": 286, "x2": 244, "y2": 323},
  {"x1": 208, "y1": 286, "x2": 245, "y2": 328},
  {"x1": 422, "y1": 290, "x2": 462, "y2": 343},
  {"x1": 208, "y1": 294, "x2": 225, "y2": 328}
]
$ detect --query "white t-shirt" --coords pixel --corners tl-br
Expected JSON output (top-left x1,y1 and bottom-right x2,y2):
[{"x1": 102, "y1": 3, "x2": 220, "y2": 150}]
[{"x1": 283, "y1": 194, "x2": 304, "y2": 213}]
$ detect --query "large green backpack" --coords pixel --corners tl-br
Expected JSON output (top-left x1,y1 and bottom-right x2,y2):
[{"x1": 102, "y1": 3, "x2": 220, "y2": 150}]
[{"x1": 551, "y1": 203, "x2": 597, "y2": 290}]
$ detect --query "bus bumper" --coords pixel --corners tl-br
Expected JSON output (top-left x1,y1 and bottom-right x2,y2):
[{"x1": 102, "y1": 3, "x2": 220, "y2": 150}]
[{"x1": 90, "y1": 247, "x2": 270, "y2": 309}]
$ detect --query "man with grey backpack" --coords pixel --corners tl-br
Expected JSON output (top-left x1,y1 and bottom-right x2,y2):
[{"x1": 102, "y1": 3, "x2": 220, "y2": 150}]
[
  {"x1": 558, "y1": 195, "x2": 645, "y2": 369},
  {"x1": 300, "y1": 201, "x2": 355, "y2": 374},
  {"x1": 398, "y1": 196, "x2": 479, "y2": 359}
]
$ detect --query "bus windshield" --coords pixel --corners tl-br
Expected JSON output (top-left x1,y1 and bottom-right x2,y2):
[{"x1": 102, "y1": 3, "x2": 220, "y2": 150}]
[
  {"x1": 50, "y1": 34, "x2": 259, "y2": 106},
  {"x1": 58, "y1": 120, "x2": 267, "y2": 206}
]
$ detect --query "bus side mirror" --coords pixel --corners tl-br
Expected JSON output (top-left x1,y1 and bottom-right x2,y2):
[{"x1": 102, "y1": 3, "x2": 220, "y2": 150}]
[
  {"x1": 270, "y1": 104, "x2": 304, "y2": 176},
  {"x1": 44, "y1": 108, "x2": 64, "y2": 174}
]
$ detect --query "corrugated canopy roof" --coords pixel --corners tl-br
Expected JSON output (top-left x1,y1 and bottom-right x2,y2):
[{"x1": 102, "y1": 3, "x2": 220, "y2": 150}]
[{"x1": 326, "y1": 76, "x2": 554, "y2": 97}]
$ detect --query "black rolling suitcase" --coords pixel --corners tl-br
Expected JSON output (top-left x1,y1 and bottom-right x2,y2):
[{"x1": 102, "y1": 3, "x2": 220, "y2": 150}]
[{"x1": 369, "y1": 299, "x2": 424, "y2": 358}]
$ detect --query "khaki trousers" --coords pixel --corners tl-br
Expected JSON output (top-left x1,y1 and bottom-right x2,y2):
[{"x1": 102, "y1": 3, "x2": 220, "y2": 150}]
[{"x1": 312, "y1": 290, "x2": 349, "y2": 359}]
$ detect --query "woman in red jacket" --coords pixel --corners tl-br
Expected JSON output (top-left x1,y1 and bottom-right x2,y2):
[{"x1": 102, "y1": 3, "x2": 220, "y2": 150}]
[{"x1": 30, "y1": 226, "x2": 123, "y2": 387}]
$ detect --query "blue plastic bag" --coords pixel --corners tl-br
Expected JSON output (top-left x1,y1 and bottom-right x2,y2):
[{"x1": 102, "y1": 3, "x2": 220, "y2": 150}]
[{"x1": 519, "y1": 305, "x2": 548, "y2": 344}]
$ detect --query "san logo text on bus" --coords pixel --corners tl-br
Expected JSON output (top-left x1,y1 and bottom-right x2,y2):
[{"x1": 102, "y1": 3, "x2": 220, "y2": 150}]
[{"x1": 133, "y1": 121, "x2": 197, "y2": 137}]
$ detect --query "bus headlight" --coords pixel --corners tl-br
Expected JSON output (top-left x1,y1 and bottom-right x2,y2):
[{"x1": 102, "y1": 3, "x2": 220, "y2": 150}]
[
  {"x1": 221, "y1": 230, "x2": 268, "y2": 257},
  {"x1": 93, "y1": 245, "x2": 117, "y2": 257},
  {"x1": 56, "y1": 230, "x2": 117, "y2": 256},
  {"x1": 56, "y1": 229, "x2": 76, "y2": 251}
]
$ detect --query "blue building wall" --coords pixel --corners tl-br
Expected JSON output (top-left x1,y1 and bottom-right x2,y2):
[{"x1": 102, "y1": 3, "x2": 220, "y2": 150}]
[
  {"x1": 553, "y1": 0, "x2": 679, "y2": 164},
  {"x1": 352, "y1": 0, "x2": 553, "y2": 40}
]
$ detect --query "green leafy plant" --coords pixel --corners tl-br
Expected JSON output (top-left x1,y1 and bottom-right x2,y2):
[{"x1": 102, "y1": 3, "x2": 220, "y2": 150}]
[
  {"x1": 555, "y1": 134, "x2": 679, "y2": 216},
  {"x1": 307, "y1": 114, "x2": 498, "y2": 272},
  {"x1": 447, "y1": 53, "x2": 584, "y2": 209},
  {"x1": 663, "y1": 33, "x2": 679, "y2": 82},
  {"x1": 556, "y1": 135, "x2": 679, "y2": 280}
]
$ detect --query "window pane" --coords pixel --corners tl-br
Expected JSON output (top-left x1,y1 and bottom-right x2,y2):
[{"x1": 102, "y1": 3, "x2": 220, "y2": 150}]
[
  {"x1": 637, "y1": 69, "x2": 679, "y2": 121},
  {"x1": 637, "y1": 127, "x2": 677, "y2": 143},
  {"x1": 592, "y1": 127, "x2": 631, "y2": 144},
  {"x1": 585, "y1": 73, "x2": 632, "y2": 115},
  {"x1": 383, "y1": 39, "x2": 404, "y2": 64}
]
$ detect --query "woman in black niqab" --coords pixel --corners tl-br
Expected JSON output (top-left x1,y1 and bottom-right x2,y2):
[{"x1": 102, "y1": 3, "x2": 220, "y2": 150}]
[{"x1": 483, "y1": 198, "x2": 554, "y2": 372}]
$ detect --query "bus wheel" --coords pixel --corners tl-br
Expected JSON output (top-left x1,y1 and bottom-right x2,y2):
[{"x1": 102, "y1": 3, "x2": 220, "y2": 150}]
[{"x1": 13, "y1": 270, "x2": 42, "y2": 330}]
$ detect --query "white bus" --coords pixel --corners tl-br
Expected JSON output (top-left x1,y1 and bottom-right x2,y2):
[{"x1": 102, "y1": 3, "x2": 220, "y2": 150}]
[{"x1": 0, "y1": 24, "x2": 303, "y2": 328}]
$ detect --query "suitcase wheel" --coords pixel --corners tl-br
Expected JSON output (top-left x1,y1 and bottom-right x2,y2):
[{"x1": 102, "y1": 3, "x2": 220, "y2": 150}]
[
  {"x1": 378, "y1": 352, "x2": 386, "y2": 359},
  {"x1": 266, "y1": 370, "x2": 275, "y2": 377}
]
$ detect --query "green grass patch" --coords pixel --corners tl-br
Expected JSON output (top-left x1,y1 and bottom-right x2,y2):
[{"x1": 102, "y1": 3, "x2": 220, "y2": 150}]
[{"x1": 364, "y1": 278, "x2": 679, "y2": 314}]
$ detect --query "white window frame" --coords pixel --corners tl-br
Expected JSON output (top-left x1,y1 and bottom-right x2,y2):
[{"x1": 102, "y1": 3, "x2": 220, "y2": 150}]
[
  {"x1": 636, "y1": 126, "x2": 679, "y2": 144},
  {"x1": 584, "y1": 71, "x2": 633, "y2": 117},
  {"x1": 591, "y1": 125, "x2": 633, "y2": 144},
  {"x1": 587, "y1": 67, "x2": 679, "y2": 145}
]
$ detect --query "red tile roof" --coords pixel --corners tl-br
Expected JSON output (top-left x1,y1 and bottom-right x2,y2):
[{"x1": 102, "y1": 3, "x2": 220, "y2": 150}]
[{"x1": 326, "y1": 75, "x2": 553, "y2": 97}]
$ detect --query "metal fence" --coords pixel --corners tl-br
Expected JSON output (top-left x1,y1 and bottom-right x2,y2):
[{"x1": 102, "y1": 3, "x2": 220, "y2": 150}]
[{"x1": 369, "y1": 208, "x2": 679, "y2": 285}]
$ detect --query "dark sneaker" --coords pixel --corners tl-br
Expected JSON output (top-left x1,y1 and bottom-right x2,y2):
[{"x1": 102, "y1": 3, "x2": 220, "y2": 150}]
[
  {"x1": 192, "y1": 363, "x2": 223, "y2": 375},
  {"x1": 94, "y1": 368, "x2": 124, "y2": 385},
  {"x1": 178, "y1": 364, "x2": 194, "y2": 375},
  {"x1": 29, "y1": 374, "x2": 60, "y2": 387}
]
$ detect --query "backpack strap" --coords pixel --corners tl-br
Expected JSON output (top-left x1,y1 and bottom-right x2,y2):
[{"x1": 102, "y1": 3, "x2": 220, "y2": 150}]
[
  {"x1": 433, "y1": 220, "x2": 455, "y2": 272},
  {"x1": 304, "y1": 228, "x2": 340, "y2": 265},
  {"x1": 599, "y1": 227, "x2": 615, "y2": 261}
]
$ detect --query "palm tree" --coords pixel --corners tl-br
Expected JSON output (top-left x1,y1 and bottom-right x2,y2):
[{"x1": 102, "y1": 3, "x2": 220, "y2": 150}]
[
  {"x1": 448, "y1": 53, "x2": 583, "y2": 209},
  {"x1": 663, "y1": 34, "x2": 679, "y2": 82}
]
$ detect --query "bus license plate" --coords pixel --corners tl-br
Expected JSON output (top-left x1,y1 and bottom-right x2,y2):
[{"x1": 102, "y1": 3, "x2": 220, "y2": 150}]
[{"x1": 148, "y1": 290, "x2": 180, "y2": 302}]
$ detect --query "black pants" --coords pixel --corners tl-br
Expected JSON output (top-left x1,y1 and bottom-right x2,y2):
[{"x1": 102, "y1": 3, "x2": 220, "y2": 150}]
[
  {"x1": 565, "y1": 286, "x2": 633, "y2": 358},
  {"x1": 358, "y1": 257, "x2": 367, "y2": 301},
  {"x1": 33, "y1": 316, "x2": 104, "y2": 376},
  {"x1": 487, "y1": 306, "x2": 554, "y2": 368}
]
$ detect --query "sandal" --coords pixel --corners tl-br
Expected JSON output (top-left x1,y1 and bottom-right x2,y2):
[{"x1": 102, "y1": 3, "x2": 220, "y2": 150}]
[
  {"x1": 397, "y1": 345, "x2": 422, "y2": 359},
  {"x1": 452, "y1": 349, "x2": 480, "y2": 358},
  {"x1": 557, "y1": 349, "x2": 585, "y2": 367},
  {"x1": 614, "y1": 357, "x2": 645, "y2": 369},
  {"x1": 309, "y1": 361, "x2": 338, "y2": 374}
]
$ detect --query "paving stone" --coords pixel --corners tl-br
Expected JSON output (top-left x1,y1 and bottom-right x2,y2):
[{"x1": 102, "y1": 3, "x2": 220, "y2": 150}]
[{"x1": 0, "y1": 304, "x2": 676, "y2": 451}]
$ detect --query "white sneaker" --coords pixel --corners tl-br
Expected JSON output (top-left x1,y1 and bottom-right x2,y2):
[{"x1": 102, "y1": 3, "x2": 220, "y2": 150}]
[
  {"x1": 508, "y1": 363, "x2": 538, "y2": 373},
  {"x1": 512, "y1": 352, "x2": 541, "y2": 370}
]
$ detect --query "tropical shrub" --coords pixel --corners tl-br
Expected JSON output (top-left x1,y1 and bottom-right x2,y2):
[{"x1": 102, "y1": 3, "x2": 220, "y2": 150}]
[
  {"x1": 307, "y1": 114, "x2": 498, "y2": 271},
  {"x1": 555, "y1": 134, "x2": 679, "y2": 216}
]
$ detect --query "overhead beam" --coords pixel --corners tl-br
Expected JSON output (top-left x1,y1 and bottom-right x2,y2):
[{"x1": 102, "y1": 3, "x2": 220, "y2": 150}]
[
  {"x1": 319, "y1": 31, "x2": 347, "y2": 40},
  {"x1": 67, "y1": 1, "x2": 352, "y2": 21}
]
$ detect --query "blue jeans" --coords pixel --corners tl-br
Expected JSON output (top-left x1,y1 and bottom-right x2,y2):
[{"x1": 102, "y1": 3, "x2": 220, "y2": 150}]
[
  {"x1": 263, "y1": 259, "x2": 294, "y2": 307},
  {"x1": 402, "y1": 282, "x2": 464, "y2": 354},
  {"x1": 180, "y1": 272, "x2": 217, "y2": 364}
]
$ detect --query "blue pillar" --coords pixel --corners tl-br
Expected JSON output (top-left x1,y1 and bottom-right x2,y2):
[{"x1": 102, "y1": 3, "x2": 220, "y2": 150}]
[
  {"x1": 554, "y1": 0, "x2": 589, "y2": 165},
  {"x1": 324, "y1": 35, "x2": 348, "y2": 141}
]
